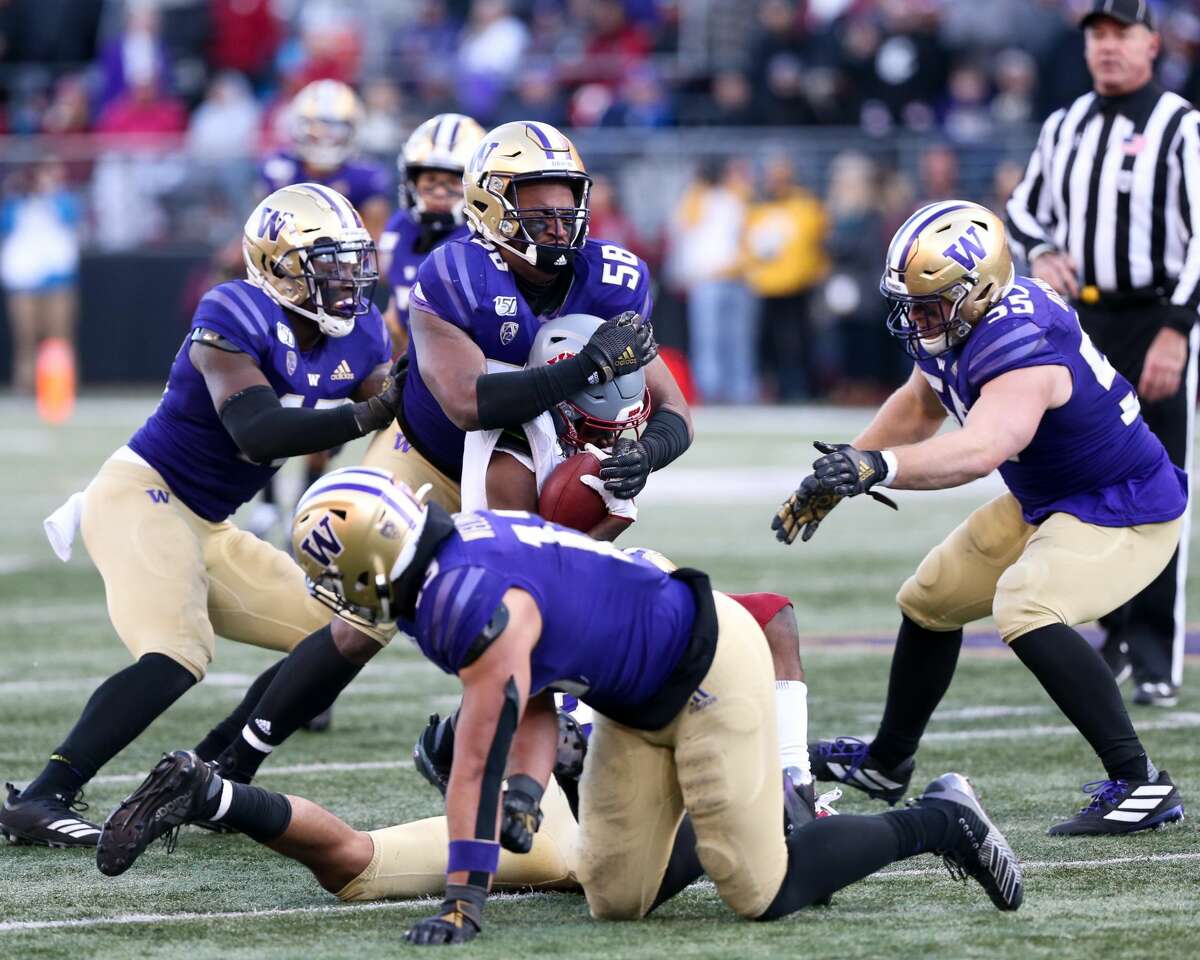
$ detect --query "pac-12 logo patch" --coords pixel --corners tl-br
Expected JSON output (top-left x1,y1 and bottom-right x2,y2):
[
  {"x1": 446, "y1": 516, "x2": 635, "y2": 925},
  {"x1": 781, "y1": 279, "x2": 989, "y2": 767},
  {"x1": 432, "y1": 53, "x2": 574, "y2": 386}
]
[
  {"x1": 499, "y1": 321, "x2": 520, "y2": 345},
  {"x1": 494, "y1": 296, "x2": 517, "y2": 317},
  {"x1": 276, "y1": 322, "x2": 296, "y2": 348}
]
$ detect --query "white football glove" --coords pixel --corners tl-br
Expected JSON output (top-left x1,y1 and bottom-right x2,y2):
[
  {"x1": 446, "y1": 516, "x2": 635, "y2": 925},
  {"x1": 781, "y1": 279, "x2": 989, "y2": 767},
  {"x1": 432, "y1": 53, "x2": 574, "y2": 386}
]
[{"x1": 581, "y1": 445, "x2": 637, "y2": 521}]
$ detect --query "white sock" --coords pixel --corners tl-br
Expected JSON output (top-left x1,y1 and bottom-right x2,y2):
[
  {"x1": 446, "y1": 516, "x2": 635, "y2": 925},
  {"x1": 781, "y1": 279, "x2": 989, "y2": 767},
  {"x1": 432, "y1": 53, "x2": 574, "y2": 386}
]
[{"x1": 775, "y1": 680, "x2": 810, "y2": 783}]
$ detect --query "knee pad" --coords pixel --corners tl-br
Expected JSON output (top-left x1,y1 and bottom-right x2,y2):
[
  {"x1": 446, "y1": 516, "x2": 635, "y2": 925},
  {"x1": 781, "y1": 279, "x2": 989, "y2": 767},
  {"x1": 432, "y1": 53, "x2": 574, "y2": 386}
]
[
  {"x1": 993, "y1": 560, "x2": 1059, "y2": 642},
  {"x1": 896, "y1": 548, "x2": 955, "y2": 630}
]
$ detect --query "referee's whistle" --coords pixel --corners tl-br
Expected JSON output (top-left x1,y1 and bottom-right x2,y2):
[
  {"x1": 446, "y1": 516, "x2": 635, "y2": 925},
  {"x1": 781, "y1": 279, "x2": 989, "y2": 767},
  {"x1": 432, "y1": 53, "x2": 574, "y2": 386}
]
[{"x1": 1081, "y1": 285, "x2": 1100, "y2": 305}]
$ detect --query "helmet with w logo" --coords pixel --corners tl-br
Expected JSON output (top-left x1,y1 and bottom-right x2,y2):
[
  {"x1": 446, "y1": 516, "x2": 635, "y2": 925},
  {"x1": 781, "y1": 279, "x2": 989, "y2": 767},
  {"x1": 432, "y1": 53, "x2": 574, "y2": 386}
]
[
  {"x1": 880, "y1": 200, "x2": 1014, "y2": 357},
  {"x1": 243, "y1": 183, "x2": 378, "y2": 338},
  {"x1": 291, "y1": 467, "x2": 430, "y2": 628}
]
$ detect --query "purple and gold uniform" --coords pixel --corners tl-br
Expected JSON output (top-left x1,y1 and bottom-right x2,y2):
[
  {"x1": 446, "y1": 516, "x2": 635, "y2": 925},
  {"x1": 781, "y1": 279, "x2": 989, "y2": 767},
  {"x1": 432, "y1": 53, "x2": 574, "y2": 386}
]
[
  {"x1": 405, "y1": 236, "x2": 653, "y2": 478},
  {"x1": 259, "y1": 152, "x2": 390, "y2": 214},
  {"x1": 378, "y1": 210, "x2": 470, "y2": 330},
  {"x1": 130, "y1": 280, "x2": 391, "y2": 522},
  {"x1": 914, "y1": 276, "x2": 1187, "y2": 526}
]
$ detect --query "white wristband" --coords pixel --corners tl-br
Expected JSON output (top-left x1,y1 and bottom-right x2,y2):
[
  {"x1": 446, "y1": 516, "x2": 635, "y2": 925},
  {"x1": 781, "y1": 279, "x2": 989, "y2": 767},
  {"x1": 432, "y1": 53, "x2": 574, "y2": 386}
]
[{"x1": 877, "y1": 449, "x2": 899, "y2": 488}]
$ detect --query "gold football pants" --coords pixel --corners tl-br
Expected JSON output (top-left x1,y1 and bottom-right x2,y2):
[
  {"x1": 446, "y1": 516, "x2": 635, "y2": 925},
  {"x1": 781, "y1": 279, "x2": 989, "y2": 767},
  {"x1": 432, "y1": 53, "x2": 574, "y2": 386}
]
[
  {"x1": 80, "y1": 457, "x2": 388, "y2": 680},
  {"x1": 574, "y1": 591, "x2": 787, "y2": 920},
  {"x1": 360, "y1": 421, "x2": 461, "y2": 512},
  {"x1": 335, "y1": 777, "x2": 579, "y2": 901},
  {"x1": 898, "y1": 492, "x2": 1183, "y2": 641}
]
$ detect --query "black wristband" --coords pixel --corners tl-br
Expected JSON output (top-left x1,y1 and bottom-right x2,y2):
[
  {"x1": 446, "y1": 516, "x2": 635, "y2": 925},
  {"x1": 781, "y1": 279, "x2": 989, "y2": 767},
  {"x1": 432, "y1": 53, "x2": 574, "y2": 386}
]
[
  {"x1": 219, "y1": 385, "x2": 363, "y2": 464},
  {"x1": 506, "y1": 773, "x2": 545, "y2": 805},
  {"x1": 1162, "y1": 305, "x2": 1197, "y2": 336},
  {"x1": 639, "y1": 409, "x2": 691, "y2": 471},
  {"x1": 475, "y1": 356, "x2": 593, "y2": 430},
  {"x1": 442, "y1": 882, "x2": 487, "y2": 930}
]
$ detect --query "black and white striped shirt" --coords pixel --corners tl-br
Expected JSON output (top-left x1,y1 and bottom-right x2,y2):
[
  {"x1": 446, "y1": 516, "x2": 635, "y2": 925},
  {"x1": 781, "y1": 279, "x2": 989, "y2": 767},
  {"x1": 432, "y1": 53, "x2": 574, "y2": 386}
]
[{"x1": 1006, "y1": 83, "x2": 1200, "y2": 321}]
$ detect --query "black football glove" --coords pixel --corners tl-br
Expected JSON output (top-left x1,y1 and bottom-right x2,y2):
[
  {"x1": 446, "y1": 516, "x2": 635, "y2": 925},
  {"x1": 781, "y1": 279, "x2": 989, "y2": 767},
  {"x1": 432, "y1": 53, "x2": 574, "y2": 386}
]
[
  {"x1": 598, "y1": 437, "x2": 651, "y2": 499},
  {"x1": 771, "y1": 474, "x2": 844, "y2": 545},
  {"x1": 612, "y1": 310, "x2": 658, "y2": 366},
  {"x1": 352, "y1": 355, "x2": 408, "y2": 433},
  {"x1": 500, "y1": 774, "x2": 544, "y2": 855},
  {"x1": 810, "y1": 441, "x2": 897, "y2": 502},
  {"x1": 405, "y1": 884, "x2": 484, "y2": 946}
]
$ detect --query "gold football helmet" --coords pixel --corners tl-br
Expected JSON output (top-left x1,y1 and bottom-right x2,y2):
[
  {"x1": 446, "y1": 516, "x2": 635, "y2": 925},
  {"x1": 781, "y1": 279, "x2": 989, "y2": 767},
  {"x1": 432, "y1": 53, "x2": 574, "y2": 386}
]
[
  {"x1": 880, "y1": 200, "x2": 1015, "y2": 357},
  {"x1": 292, "y1": 467, "x2": 431, "y2": 628},
  {"x1": 289, "y1": 79, "x2": 363, "y2": 170},
  {"x1": 400, "y1": 113, "x2": 485, "y2": 223},
  {"x1": 243, "y1": 183, "x2": 378, "y2": 338},
  {"x1": 463, "y1": 121, "x2": 591, "y2": 273}
]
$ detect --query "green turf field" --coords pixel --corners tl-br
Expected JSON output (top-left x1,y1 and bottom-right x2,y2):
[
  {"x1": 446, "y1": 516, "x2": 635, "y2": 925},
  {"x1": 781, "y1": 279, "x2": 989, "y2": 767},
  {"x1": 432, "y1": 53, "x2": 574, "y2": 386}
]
[{"x1": 0, "y1": 394, "x2": 1197, "y2": 959}]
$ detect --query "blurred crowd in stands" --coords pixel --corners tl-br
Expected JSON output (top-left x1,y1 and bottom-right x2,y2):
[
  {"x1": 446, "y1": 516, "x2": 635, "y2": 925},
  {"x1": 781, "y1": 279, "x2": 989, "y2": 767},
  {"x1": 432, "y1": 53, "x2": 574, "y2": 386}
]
[{"x1": 2, "y1": 0, "x2": 1200, "y2": 401}]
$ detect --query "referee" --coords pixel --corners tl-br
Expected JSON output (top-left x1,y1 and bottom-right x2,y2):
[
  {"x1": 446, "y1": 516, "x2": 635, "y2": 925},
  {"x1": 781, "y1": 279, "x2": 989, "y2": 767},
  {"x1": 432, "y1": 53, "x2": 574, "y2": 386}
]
[{"x1": 1006, "y1": 0, "x2": 1199, "y2": 708}]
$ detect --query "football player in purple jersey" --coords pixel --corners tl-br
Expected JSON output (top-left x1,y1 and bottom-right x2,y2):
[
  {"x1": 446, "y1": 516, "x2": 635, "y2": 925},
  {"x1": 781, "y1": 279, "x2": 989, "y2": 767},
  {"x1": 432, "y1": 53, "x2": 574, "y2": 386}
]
[
  {"x1": 97, "y1": 470, "x2": 1023, "y2": 942},
  {"x1": 776, "y1": 201, "x2": 1186, "y2": 836},
  {"x1": 376, "y1": 113, "x2": 484, "y2": 354},
  {"x1": 0, "y1": 184, "x2": 403, "y2": 849}
]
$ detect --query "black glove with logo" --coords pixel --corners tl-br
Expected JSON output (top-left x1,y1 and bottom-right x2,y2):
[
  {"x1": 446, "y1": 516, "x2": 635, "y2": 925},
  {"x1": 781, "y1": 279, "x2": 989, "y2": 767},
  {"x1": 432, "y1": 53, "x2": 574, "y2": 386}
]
[
  {"x1": 499, "y1": 774, "x2": 545, "y2": 855},
  {"x1": 771, "y1": 474, "x2": 844, "y2": 545},
  {"x1": 811, "y1": 441, "x2": 890, "y2": 497},
  {"x1": 351, "y1": 355, "x2": 408, "y2": 433},
  {"x1": 405, "y1": 883, "x2": 484, "y2": 945},
  {"x1": 599, "y1": 437, "x2": 652, "y2": 499},
  {"x1": 612, "y1": 310, "x2": 658, "y2": 366}
]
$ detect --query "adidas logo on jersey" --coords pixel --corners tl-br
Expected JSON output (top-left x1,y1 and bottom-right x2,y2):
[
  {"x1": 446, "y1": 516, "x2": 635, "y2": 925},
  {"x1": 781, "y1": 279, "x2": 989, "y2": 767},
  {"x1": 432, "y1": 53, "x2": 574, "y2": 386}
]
[{"x1": 330, "y1": 360, "x2": 355, "y2": 381}]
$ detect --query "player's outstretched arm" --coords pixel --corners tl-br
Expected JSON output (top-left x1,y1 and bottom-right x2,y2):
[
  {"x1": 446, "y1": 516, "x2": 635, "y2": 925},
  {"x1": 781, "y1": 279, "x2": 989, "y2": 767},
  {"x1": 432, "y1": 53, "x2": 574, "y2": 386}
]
[
  {"x1": 406, "y1": 588, "x2": 542, "y2": 946},
  {"x1": 499, "y1": 691, "x2": 558, "y2": 855},
  {"x1": 867, "y1": 365, "x2": 1069, "y2": 491}
]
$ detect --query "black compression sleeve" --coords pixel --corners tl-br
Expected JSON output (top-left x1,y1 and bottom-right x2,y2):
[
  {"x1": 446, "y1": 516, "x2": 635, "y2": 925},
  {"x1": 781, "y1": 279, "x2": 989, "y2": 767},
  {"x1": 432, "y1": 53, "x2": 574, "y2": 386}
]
[
  {"x1": 219, "y1": 385, "x2": 363, "y2": 463},
  {"x1": 640, "y1": 409, "x2": 692, "y2": 471},
  {"x1": 475, "y1": 355, "x2": 595, "y2": 430}
]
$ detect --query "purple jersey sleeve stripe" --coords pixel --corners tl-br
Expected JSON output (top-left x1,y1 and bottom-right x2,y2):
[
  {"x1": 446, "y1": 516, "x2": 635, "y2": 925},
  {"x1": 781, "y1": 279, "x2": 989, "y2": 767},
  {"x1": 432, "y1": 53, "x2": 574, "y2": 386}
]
[
  {"x1": 203, "y1": 289, "x2": 267, "y2": 341},
  {"x1": 429, "y1": 568, "x2": 465, "y2": 644},
  {"x1": 967, "y1": 322, "x2": 1044, "y2": 376},
  {"x1": 451, "y1": 243, "x2": 478, "y2": 311},
  {"x1": 433, "y1": 246, "x2": 470, "y2": 320},
  {"x1": 970, "y1": 336, "x2": 1051, "y2": 384},
  {"x1": 226, "y1": 282, "x2": 273, "y2": 337},
  {"x1": 442, "y1": 566, "x2": 487, "y2": 652}
]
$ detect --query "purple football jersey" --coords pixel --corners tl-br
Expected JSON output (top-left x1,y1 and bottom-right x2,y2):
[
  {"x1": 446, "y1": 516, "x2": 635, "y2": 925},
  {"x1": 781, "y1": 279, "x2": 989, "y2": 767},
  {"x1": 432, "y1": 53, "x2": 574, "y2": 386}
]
[
  {"x1": 379, "y1": 210, "x2": 470, "y2": 332},
  {"x1": 413, "y1": 511, "x2": 696, "y2": 714},
  {"x1": 405, "y1": 235, "x2": 654, "y2": 476},
  {"x1": 129, "y1": 280, "x2": 391, "y2": 521},
  {"x1": 259, "y1": 152, "x2": 390, "y2": 212},
  {"x1": 914, "y1": 276, "x2": 1187, "y2": 526}
]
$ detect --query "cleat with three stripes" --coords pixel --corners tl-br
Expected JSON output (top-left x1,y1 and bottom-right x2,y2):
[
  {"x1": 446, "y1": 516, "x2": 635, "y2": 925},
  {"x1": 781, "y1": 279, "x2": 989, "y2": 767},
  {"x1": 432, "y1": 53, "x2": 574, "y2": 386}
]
[
  {"x1": 0, "y1": 782, "x2": 101, "y2": 848},
  {"x1": 808, "y1": 737, "x2": 915, "y2": 804},
  {"x1": 1047, "y1": 771, "x2": 1185, "y2": 836}
]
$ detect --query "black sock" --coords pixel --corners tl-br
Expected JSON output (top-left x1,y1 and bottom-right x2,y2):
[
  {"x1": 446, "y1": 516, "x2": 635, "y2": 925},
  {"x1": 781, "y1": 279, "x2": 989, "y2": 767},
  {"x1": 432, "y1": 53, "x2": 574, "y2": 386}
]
[
  {"x1": 760, "y1": 813, "x2": 918, "y2": 918},
  {"x1": 194, "y1": 659, "x2": 285, "y2": 762},
  {"x1": 24, "y1": 653, "x2": 196, "y2": 799},
  {"x1": 1011, "y1": 623, "x2": 1150, "y2": 781},
  {"x1": 198, "y1": 774, "x2": 293, "y2": 843},
  {"x1": 218, "y1": 625, "x2": 362, "y2": 781},
  {"x1": 869, "y1": 616, "x2": 962, "y2": 769}
]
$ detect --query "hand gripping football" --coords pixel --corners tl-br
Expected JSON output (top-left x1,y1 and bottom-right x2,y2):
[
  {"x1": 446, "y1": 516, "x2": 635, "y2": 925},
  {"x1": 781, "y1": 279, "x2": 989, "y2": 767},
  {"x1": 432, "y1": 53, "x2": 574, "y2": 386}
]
[{"x1": 538, "y1": 451, "x2": 606, "y2": 532}]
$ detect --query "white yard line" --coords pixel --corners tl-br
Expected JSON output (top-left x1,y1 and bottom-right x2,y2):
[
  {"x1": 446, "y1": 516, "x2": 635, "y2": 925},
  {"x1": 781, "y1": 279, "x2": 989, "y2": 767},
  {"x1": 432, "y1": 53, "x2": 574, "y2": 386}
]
[{"x1": 3, "y1": 853, "x2": 1199, "y2": 933}]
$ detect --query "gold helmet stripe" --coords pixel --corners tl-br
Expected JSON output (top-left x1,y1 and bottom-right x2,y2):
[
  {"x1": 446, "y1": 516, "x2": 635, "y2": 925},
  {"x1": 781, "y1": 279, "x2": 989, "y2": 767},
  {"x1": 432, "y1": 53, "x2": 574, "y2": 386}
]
[
  {"x1": 291, "y1": 182, "x2": 362, "y2": 230},
  {"x1": 296, "y1": 466, "x2": 412, "y2": 514},
  {"x1": 888, "y1": 200, "x2": 973, "y2": 274}
]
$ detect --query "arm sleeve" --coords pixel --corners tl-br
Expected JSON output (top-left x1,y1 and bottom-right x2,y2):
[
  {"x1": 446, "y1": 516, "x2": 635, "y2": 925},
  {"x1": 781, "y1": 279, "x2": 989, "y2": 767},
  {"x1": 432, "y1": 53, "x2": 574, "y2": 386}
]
[
  {"x1": 1005, "y1": 110, "x2": 1064, "y2": 265},
  {"x1": 1168, "y1": 113, "x2": 1200, "y2": 326},
  {"x1": 416, "y1": 565, "x2": 517, "y2": 673},
  {"x1": 964, "y1": 318, "x2": 1061, "y2": 396},
  {"x1": 219, "y1": 385, "x2": 364, "y2": 463}
]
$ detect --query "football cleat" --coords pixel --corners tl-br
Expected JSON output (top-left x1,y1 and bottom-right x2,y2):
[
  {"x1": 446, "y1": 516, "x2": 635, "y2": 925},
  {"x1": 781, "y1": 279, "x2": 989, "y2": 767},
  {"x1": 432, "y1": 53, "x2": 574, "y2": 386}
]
[
  {"x1": 782, "y1": 769, "x2": 817, "y2": 834},
  {"x1": 0, "y1": 782, "x2": 101, "y2": 848},
  {"x1": 1132, "y1": 681, "x2": 1178, "y2": 708},
  {"x1": 912, "y1": 773, "x2": 1023, "y2": 911},
  {"x1": 809, "y1": 737, "x2": 915, "y2": 804},
  {"x1": 1100, "y1": 638, "x2": 1132, "y2": 685},
  {"x1": 97, "y1": 750, "x2": 214, "y2": 877},
  {"x1": 815, "y1": 787, "x2": 843, "y2": 818},
  {"x1": 413, "y1": 713, "x2": 453, "y2": 796},
  {"x1": 1047, "y1": 771, "x2": 1184, "y2": 836}
]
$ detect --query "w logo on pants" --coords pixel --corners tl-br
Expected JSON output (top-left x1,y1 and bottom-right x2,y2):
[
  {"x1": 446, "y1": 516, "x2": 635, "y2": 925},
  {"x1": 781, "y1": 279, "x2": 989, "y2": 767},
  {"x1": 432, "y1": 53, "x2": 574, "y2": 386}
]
[{"x1": 145, "y1": 489, "x2": 170, "y2": 504}]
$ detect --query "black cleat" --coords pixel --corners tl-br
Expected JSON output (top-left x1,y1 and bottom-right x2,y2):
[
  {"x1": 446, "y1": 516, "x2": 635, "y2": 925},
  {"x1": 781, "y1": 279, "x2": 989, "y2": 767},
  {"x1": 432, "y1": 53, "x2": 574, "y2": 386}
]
[
  {"x1": 912, "y1": 773, "x2": 1023, "y2": 911},
  {"x1": 782, "y1": 768, "x2": 817, "y2": 834},
  {"x1": 1132, "y1": 681, "x2": 1179, "y2": 708},
  {"x1": 0, "y1": 782, "x2": 101, "y2": 848},
  {"x1": 1100, "y1": 639, "x2": 1132, "y2": 685},
  {"x1": 97, "y1": 750, "x2": 214, "y2": 876},
  {"x1": 301, "y1": 706, "x2": 334, "y2": 732},
  {"x1": 809, "y1": 737, "x2": 915, "y2": 804},
  {"x1": 413, "y1": 714, "x2": 453, "y2": 796},
  {"x1": 1047, "y1": 771, "x2": 1184, "y2": 836}
]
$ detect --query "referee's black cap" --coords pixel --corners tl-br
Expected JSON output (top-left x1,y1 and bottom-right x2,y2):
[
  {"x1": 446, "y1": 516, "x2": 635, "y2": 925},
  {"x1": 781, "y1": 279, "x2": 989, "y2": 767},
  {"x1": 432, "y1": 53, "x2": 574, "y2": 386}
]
[{"x1": 1080, "y1": 0, "x2": 1156, "y2": 31}]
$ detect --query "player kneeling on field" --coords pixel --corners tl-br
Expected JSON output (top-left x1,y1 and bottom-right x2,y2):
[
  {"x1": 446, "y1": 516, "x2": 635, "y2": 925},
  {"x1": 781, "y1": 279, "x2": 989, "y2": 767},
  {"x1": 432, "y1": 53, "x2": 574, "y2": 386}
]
[{"x1": 100, "y1": 472, "x2": 1023, "y2": 943}]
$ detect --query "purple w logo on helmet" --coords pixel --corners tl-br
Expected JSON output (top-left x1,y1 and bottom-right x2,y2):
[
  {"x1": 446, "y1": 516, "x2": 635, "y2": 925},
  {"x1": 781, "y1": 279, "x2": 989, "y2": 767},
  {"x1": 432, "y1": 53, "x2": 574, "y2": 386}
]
[
  {"x1": 943, "y1": 225, "x2": 988, "y2": 271},
  {"x1": 298, "y1": 515, "x2": 344, "y2": 566},
  {"x1": 256, "y1": 207, "x2": 293, "y2": 242}
]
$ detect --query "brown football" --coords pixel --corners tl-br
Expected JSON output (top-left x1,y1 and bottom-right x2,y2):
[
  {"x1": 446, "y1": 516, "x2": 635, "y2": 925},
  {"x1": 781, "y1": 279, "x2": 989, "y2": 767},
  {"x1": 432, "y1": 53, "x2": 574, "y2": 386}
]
[{"x1": 538, "y1": 452, "x2": 606, "y2": 532}]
